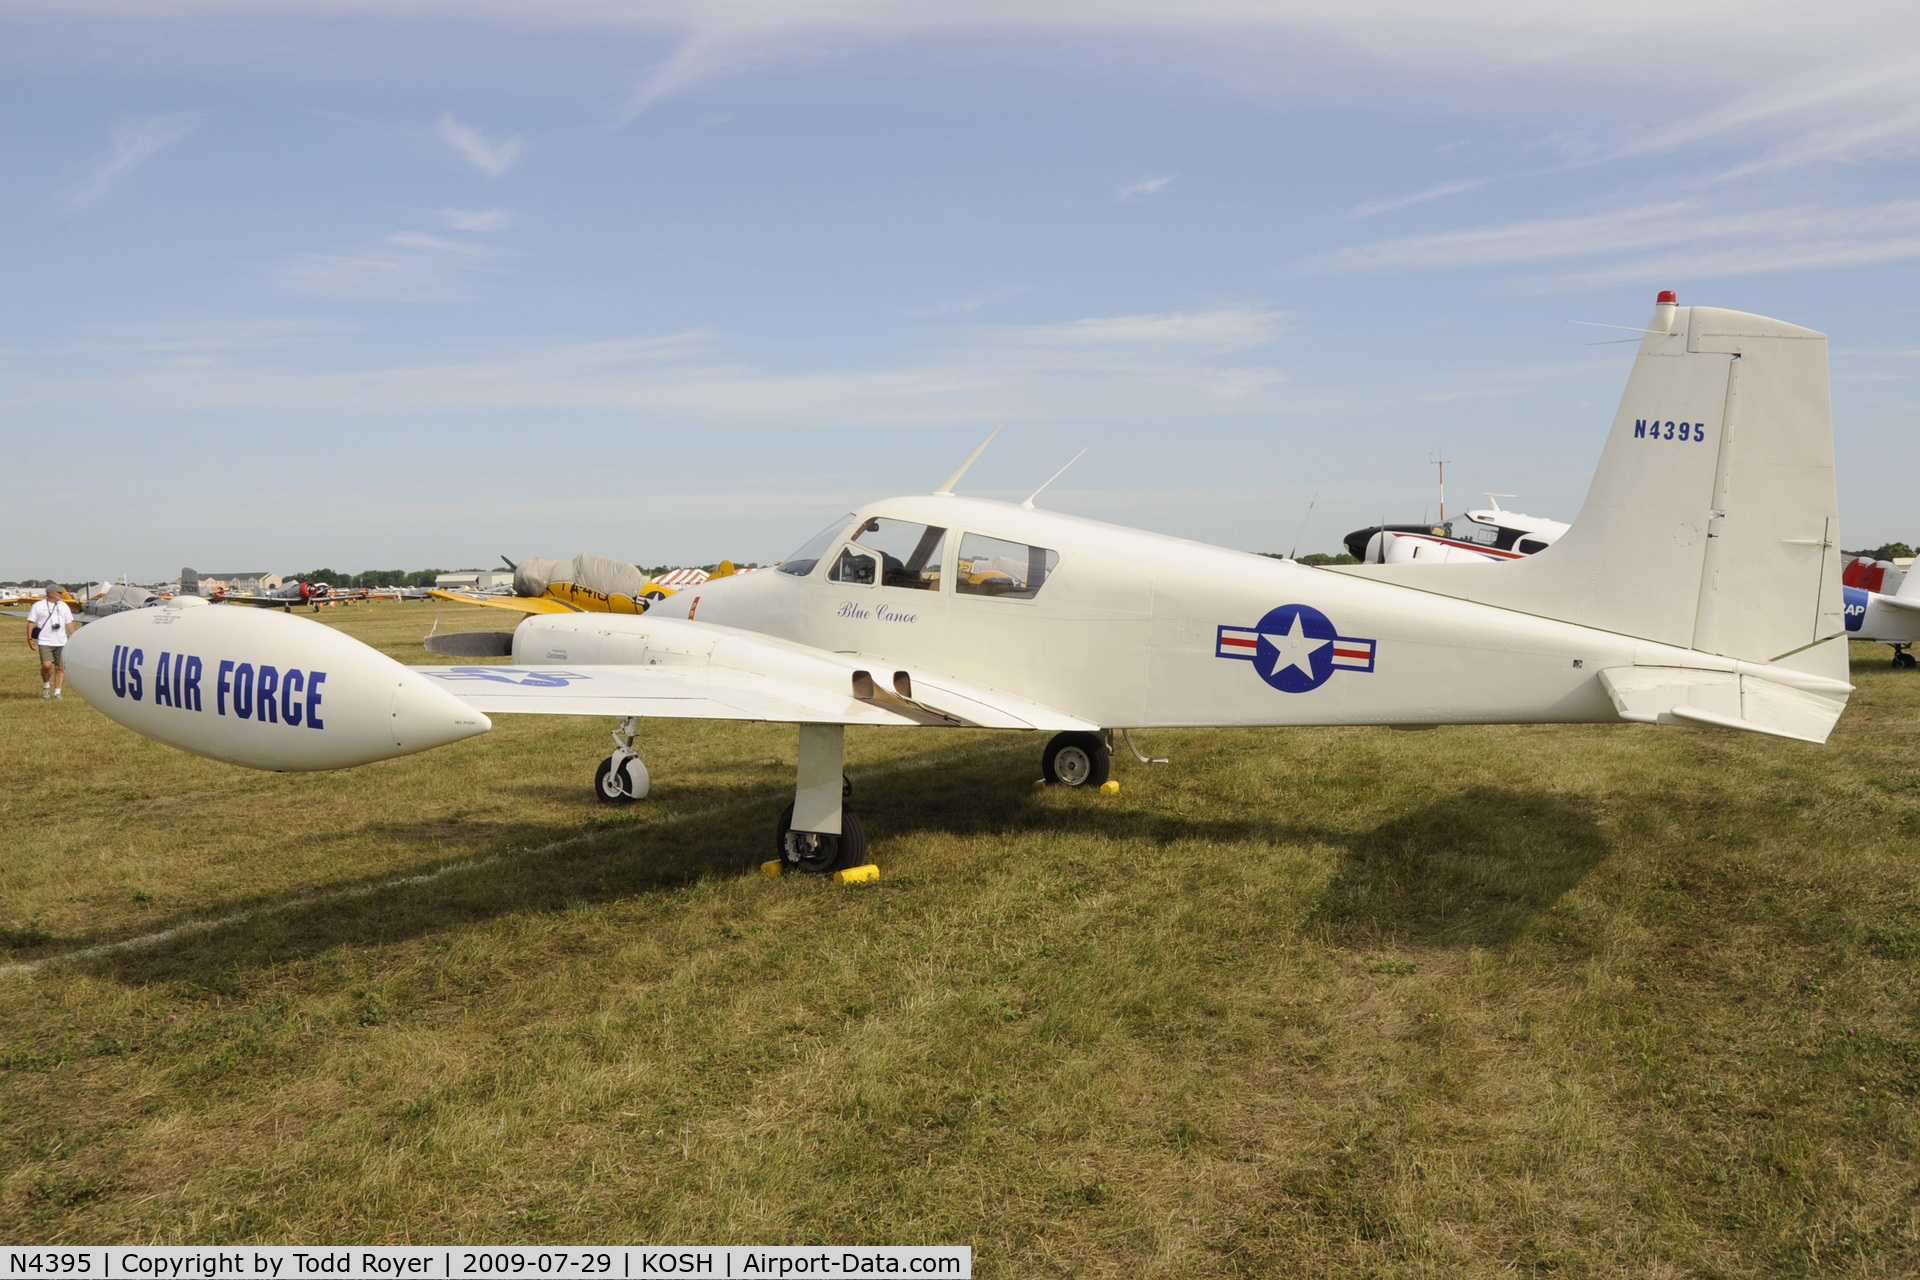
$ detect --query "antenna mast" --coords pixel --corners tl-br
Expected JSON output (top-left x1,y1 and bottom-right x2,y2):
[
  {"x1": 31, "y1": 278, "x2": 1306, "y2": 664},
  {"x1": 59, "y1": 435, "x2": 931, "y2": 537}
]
[{"x1": 1430, "y1": 450, "x2": 1452, "y2": 522}]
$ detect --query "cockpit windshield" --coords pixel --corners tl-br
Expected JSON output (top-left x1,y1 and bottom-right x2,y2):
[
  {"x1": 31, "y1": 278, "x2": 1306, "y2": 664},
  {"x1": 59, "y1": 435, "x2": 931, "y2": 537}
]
[{"x1": 777, "y1": 514, "x2": 855, "y2": 577}]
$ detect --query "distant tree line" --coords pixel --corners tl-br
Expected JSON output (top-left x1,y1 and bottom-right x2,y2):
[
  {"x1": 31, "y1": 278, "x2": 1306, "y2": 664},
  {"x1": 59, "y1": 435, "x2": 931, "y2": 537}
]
[
  {"x1": 1258, "y1": 552, "x2": 1359, "y2": 565},
  {"x1": 286, "y1": 568, "x2": 448, "y2": 588},
  {"x1": 1844, "y1": 542, "x2": 1915, "y2": 561}
]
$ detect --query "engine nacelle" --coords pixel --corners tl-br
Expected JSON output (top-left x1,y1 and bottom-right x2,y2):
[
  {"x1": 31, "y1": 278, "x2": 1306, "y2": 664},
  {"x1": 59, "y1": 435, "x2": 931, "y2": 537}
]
[{"x1": 66, "y1": 602, "x2": 490, "y2": 771}]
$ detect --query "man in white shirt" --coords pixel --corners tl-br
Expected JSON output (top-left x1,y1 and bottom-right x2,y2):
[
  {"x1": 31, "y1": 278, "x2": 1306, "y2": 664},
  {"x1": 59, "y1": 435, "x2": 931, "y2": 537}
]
[{"x1": 27, "y1": 587, "x2": 78, "y2": 700}]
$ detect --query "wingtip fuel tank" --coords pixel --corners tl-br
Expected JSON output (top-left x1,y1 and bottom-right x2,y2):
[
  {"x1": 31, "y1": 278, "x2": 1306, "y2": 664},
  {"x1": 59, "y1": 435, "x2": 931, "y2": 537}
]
[{"x1": 66, "y1": 602, "x2": 490, "y2": 771}]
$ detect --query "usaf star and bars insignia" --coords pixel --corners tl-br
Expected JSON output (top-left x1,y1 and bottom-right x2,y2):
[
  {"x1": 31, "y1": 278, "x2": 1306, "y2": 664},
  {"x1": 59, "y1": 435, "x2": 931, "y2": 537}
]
[{"x1": 1216, "y1": 604, "x2": 1376, "y2": 693}]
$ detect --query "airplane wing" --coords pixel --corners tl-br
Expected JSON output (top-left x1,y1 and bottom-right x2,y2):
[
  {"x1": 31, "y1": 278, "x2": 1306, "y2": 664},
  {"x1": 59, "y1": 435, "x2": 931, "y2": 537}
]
[
  {"x1": 412, "y1": 630, "x2": 1096, "y2": 732},
  {"x1": 428, "y1": 589, "x2": 581, "y2": 615},
  {"x1": 1876, "y1": 594, "x2": 1920, "y2": 614}
]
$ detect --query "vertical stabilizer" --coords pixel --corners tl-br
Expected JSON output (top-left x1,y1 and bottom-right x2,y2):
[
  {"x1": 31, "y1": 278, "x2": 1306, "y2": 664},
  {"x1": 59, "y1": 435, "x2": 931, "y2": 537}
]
[{"x1": 1344, "y1": 296, "x2": 1842, "y2": 678}]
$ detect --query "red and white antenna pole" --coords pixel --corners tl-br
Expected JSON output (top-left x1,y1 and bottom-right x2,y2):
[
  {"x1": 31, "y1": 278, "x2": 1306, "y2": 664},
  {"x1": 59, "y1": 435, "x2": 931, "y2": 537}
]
[{"x1": 1431, "y1": 451, "x2": 1452, "y2": 522}]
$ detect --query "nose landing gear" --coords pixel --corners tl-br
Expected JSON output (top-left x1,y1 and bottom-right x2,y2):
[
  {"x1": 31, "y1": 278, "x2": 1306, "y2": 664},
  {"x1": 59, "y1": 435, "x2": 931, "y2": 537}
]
[
  {"x1": 594, "y1": 716, "x2": 650, "y2": 803},
  {"x1": 1893, "y1": 645, "x2": 1916, "y2": 670}
]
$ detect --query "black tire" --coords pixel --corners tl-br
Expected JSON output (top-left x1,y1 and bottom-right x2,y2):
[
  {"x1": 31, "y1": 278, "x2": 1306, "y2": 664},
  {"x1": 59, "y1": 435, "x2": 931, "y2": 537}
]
[
  {"x1": 1041, "y1": 731, "x2": 1111, "y2": 788},
  {"x1": 774, "y1": 803, "x2": 867, "y2": 874},
  {"x1": 1897, "y1": 651, "x2": 1918, "y2": 670},
  {"x1": 594, "y1": 755, "x2": 642, "y2": 804}
]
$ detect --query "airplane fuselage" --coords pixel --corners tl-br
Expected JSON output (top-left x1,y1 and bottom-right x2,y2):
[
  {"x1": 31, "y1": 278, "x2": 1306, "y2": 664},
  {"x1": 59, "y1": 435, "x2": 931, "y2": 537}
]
[{"x1": 510, "y1": 494, "x2": 1731, "y2": 731}]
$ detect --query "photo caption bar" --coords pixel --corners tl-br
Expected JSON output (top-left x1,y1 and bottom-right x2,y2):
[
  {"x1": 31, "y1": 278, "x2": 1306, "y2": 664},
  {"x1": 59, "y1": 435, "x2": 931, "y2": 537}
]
[{"x1": 2, "y1": 1249, "x2": 969, "y2": 1280}]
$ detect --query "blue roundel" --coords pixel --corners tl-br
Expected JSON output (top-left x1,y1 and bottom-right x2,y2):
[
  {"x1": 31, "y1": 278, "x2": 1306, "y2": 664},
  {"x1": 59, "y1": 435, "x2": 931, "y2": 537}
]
[
  {"x1": 1843, "y1": 585, "x2": 1867, "y2": 632},
  {"x1": 1253, "y1": 603, "x2": 1338, "y2": 693}
]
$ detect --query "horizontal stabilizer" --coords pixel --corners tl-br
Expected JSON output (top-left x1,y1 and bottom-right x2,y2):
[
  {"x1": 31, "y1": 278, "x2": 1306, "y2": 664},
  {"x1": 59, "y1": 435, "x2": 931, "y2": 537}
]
[
  {"x1": 1876, "y1": 594, "x2": 1920, "y2": 614},
  {"x1": 1599, "y1": 665, "x2": 1847, "y2": 744}
]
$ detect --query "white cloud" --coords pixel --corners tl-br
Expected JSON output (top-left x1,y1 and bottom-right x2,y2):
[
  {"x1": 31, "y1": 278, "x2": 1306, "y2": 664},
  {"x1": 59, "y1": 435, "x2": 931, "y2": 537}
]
[
  {"x1": 1349, "y1": 179, "x2": 1484, "y2": 219},
  {"x1": 1, "y1": 306, "x2": 1295, "y2": 422},
  {"x1": 1117, "y1": 175, "x2": 1173, "y2": 201},
  {"x1": 279, "y1": 230, "x2": 508, "y2": 301},
  {"x1": 902, "y1": 286, "x2": 1024, "y2": 318},
  {"x1": 386, "y1": 230, "x2": 495, "y2": 255},
  {"x1": 67, "y1": 113, "x2": 199, "y2": 207},
  {"x1": 439, "y1": 208, "x2": 514, "y2": 231},
  {"x1": 439, "y1": 113, "x2": 522, "y2": 177},
  {"x1": 996, "y1": 306, "x2": 1286, "y2": 352},
  {"x1": 1310, "y1": 198, "x2": 1920, "y2": 290},
  {"x1": 52, "y1": 319, "x2": 350, "y2": 356}
]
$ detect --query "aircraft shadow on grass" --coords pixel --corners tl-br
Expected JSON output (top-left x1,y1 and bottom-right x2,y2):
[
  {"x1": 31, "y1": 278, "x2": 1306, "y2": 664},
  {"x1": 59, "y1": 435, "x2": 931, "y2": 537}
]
[{"x1": 63, "y1": 750, "x2": 1608, "y2": 987}]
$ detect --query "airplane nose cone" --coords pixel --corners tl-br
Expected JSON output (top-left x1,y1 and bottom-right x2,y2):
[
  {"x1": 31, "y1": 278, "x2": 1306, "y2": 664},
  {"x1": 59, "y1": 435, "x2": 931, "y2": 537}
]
[{"x1": 391, "y1": 670, "x2": 492, "y2": 752}]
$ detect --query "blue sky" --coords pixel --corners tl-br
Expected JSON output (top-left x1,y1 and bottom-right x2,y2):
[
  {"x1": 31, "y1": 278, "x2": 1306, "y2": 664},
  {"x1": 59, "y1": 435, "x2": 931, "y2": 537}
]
[{"x1": 5, "y1": 2, "x2": 1919, "y2": 581}]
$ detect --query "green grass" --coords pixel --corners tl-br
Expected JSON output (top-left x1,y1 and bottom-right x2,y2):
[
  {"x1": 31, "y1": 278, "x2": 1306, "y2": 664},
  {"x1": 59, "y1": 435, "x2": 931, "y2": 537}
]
[{"x1": 4, "y1": 602, "x2": 1920, "y2": 1275}]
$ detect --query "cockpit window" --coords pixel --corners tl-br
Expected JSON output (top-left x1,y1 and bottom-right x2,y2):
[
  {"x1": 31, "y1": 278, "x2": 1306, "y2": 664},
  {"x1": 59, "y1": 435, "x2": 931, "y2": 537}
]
[
  {"x1": 956, "y1": 532, "x2": 1059, "y2": 599},
  {"x1": 851, "y1": 517, "x2": 947, "y2": 590},
  {"x1": 777, "y1": 514, "x2": 855, "y2": 576}
]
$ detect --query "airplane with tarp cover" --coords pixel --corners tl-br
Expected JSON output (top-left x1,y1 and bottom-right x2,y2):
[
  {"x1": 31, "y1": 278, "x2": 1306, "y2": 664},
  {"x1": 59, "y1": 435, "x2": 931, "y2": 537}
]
[
  {"x1": 67, "y1": 294, "x2": 1853, "y2": 875},
  {"x1": 426, "y1": 552, "x2": 709, "y2": 635}
]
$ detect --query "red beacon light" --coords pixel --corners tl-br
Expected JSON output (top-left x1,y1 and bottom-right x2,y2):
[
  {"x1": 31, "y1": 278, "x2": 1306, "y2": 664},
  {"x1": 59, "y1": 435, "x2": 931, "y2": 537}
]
[{"x1": 1657, "y1": 289, "x2": 1678, "y2": 304}]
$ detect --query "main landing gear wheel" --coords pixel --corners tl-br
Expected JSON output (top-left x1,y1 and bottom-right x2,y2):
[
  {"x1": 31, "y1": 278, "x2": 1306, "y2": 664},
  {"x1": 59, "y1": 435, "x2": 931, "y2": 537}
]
[
  {"x1": 594, "y1": 755, "x2": 649, "y2": 804},
  {"x1": 775, "y1": 803, "x2": 866, "y2": 874},
  {"x1": 1895, "y1": 647, "x2": 1917, "y2": 670},
  {"x1": 1041, "y1": 731, "x2": 1111, "y2": 789}
]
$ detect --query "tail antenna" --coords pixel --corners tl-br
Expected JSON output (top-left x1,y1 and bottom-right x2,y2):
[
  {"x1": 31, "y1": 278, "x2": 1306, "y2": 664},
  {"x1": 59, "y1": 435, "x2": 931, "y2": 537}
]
[
  {"x1": 934, "y1": 427, "x2": 1000, "y2": 496},
  {"x1": 1022, "y1": 447, "x2": 1088, "y2": 510}
]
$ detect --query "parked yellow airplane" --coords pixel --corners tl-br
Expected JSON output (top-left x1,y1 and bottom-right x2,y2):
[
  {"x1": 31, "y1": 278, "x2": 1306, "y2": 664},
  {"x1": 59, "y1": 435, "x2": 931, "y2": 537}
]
[{"x1": 431, "y1": 554, "x2": 740, "y2": 616}]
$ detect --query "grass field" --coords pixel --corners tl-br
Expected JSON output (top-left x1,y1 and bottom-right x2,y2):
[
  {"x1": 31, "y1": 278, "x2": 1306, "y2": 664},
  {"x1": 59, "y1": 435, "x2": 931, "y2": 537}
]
[{"x1": 3, "y1": 600, "x2": 1919, "y2": 1275}]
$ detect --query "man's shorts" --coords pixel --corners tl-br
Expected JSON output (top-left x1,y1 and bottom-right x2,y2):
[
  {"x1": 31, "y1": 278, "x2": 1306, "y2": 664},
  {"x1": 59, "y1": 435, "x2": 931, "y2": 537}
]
[{"x1": 38, "y1": 644, "x2": 63, "y2": 668}]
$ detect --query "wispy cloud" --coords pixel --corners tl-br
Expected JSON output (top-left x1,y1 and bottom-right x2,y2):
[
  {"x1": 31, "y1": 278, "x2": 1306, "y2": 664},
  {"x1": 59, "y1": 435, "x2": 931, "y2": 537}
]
[
  {"x1": 1117, "y1": 175, "x2": 1173, "y2": 202},
  {"x1": 902, "y1": 286, "x2": 1024, "y2": 318},
  {"x1": 996, "y1": 306, "x2": 1285, "y2": 352},
  {"x1": 439, "y1": 113, "x2": 522, "y2": 177},
  {"x1": 280, "y1": 231, "x2": 508, "y2": 301},
  {"x1": 52, "y1": 319, "x2": 350, "y2": 357},
  {"x1": 1312, "y1": 201, "x2": 1701, "y2": 272},
  {"x1": 1311, "y1": 197, "x2": 1920, "y2": 291},
  {"x1": 1349, "y1": 178, "x2": 1483, "y2": 219},
  {"x1": 4, "y1": 306, "x2": 1295, "y2": 422},
  {"x1": 440, "y1": 208, "x2": 514, "y2": 232},
  {"x1": 67, "y1": 114, "x2": 200, "y2": 208}
]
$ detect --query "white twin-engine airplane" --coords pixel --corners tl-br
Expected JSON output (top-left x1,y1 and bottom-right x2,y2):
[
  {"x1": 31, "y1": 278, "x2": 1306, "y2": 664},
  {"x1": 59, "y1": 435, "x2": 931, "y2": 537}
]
[{"x1": 69, "y1": 294, "x2": 1853, "y2": 874}]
